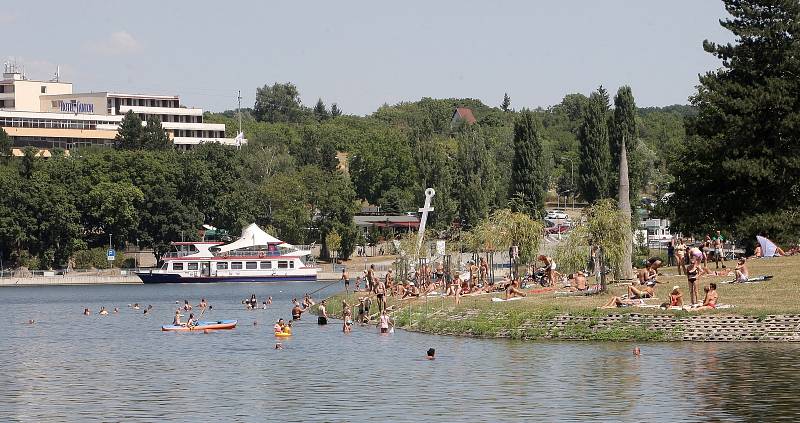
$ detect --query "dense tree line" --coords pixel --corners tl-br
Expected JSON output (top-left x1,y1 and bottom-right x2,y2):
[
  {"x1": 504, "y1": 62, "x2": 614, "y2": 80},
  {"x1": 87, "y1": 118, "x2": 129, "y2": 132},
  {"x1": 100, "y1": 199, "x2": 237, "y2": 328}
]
[{"x1": 2, "y1": 73, "x2": 693, "y2": 269}]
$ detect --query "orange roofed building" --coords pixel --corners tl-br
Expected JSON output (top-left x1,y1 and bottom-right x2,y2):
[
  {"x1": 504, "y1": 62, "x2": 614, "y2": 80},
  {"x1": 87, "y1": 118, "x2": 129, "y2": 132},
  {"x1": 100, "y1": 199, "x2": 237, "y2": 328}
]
[{"x1": 451, "y1": 107, "x2": 477, "y2": 128}]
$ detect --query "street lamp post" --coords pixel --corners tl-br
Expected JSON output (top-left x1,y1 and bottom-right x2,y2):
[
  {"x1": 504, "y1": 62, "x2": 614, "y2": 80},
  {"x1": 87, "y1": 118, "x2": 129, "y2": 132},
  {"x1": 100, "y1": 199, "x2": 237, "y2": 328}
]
[{"x1": 561, "y1": 157, "x2": 575, "y2": 210}]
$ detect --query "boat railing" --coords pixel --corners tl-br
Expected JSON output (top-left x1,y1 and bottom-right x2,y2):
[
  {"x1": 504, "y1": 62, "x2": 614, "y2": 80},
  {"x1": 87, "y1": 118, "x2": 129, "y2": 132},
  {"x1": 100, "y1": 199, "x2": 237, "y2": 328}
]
[
  {"x1": 163, "y1": 251, "x2": 196, "y2": 258},
  {"x1": 213, "y1": 250, "x2": 282, "y2": 258}
]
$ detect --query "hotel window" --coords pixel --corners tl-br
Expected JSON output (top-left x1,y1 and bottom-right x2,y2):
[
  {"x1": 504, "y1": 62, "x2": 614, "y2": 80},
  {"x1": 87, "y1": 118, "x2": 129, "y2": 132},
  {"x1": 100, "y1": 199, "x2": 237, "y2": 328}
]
[
  {"x1": 260, "y1": 261, "x2": 272, "y2": 269},
  {"x1": 277, "y1": 261, "x2": 289, "y2": 269},
  {"x1": 217, "y1": 262, "x2": 228, "y2": 270},
  {"x1": 231, "y1": 262, "x2": 243, "y2": 270},
  {"x1": 246, "y1": 262, "x2": 258, "y2": 270},
  {"x1": 172, "y1": 263, "x2": 184, "y2": 271},
  {"x1": 188, "y1": 262, "x2": 199, "y2": 271},
  {"x1": 41, "y1": 86, "x2": 47, "y2": 93}
]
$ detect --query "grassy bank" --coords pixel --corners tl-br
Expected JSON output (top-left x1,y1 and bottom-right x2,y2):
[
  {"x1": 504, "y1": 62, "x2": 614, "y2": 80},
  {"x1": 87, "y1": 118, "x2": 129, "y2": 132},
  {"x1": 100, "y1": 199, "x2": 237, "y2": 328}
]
[{"x1": 319, "y1": 255, "x2": 800, "y2": 341}]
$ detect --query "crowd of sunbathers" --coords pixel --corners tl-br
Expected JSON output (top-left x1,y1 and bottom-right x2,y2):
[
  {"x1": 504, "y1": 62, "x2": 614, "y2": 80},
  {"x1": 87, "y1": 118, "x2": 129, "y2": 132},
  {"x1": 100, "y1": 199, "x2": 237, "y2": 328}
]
[
  {"x1": 599, "y1": 254, "x2": 724, "y2": 310},
  {"x1": 347, "y1": 254, "x2": 598, "y2": 306}
]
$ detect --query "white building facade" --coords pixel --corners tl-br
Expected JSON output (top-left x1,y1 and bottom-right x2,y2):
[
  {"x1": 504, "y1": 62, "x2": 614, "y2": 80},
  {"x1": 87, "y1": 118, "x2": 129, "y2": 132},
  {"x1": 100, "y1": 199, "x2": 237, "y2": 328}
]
[{"x1": 0, "y1": 64, "x2": 243, "y2": 151}]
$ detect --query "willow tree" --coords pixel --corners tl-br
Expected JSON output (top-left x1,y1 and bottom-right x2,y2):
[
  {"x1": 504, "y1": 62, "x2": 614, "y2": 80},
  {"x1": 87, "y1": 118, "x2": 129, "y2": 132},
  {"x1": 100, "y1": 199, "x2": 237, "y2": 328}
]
[
  {"x1": 469, "y1": 209, "x2": 544, "y2": 279},
  {"x1": 554, "y1": 199, "x2": 629, "y2": 291}
]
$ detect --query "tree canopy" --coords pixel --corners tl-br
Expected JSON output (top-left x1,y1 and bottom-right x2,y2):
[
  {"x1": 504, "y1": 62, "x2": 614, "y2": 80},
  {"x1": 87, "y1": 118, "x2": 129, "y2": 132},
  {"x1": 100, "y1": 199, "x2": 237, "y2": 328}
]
[{"x1": 668, "y1": 0, "x2": 800, "y2": 246}]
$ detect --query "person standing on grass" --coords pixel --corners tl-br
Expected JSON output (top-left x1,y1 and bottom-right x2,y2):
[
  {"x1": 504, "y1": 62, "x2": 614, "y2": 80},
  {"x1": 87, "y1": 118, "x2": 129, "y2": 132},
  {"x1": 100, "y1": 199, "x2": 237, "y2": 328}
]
[
  {"x1": 667, "y1": 239, "x2": 675, "y2": 267},
  {"x1": 367, "y1": 264, "x2": 376, "y2": 293},
  {"x1": 675, "y1": 238, "x2": 687, "y2": 276},
  {"x1": 713, "y1": 230, "x2": 726, "y2": 269},
  {"x1": 686, "y1": 258, "x2": 700, "y2": 305},
  {"x1": 385, "y1": 269, "x2": 394, "y2": 295},
  {"x1": 341, "y1": 268, "x2": 350, "y2": 294},
  {"x1": 375, "y1": 277, "x2": 387, "y2": 313}
]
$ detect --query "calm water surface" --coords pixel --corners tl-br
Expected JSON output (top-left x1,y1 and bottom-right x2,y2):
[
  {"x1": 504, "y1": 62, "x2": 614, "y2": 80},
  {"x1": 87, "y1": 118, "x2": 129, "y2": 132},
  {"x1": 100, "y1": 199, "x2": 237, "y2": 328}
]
[{"x1": 1, "y1": 282, "x2": 799, "y2": 422}]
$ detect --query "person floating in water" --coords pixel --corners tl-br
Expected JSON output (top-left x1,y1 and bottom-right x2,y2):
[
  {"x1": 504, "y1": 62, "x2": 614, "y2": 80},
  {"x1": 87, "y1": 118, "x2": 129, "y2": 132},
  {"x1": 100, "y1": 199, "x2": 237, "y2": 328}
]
[
  {"x1": 83, "y1": 308, "x2": 91, "y2": 316},
  {"x1": 99, "y1": 306, "x2": 109, "y2": 315},
  {"x1": 426, "y1": 348, "x2": 435, "y2": 360}
]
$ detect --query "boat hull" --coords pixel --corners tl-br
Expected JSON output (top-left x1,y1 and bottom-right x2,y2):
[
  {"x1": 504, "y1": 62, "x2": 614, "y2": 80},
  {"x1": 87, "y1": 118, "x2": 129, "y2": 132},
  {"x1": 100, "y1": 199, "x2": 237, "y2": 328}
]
[
  {"x1": 137, "y1": 272, "x2": 317, "y2": 284},
  {"x1": 161, "y1": 320, "x2": 238, "y2": 331}
]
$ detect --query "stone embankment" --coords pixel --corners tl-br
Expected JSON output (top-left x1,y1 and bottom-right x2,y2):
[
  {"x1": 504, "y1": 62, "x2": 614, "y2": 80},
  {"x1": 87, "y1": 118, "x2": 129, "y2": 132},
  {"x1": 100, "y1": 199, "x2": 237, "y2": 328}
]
[
  {"x1": 402, "y1": 312, "x2": 800, "y2": 342},
  {"x1": 0, "y1": 275, "x2": 142, "y2": 286}
]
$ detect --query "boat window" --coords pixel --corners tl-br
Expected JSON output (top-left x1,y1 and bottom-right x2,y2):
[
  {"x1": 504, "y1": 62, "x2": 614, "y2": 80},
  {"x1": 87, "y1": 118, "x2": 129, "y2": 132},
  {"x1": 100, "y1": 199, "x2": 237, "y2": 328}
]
[
  {"x1": 246, "y1": 262, "x2": 257, "y2": 269},
  {"x1": 217, "y1": 262, "x2": 228, "y2": 270},
  {"x1": 188, "y1": 262, "x2": 199, "y2": 271},
  {"x1": 260, "y1": 261, "x2": 272, "y2": 269},
  {"x1": 278, "y1": 261, "x2": 288, "y2": 269},
  {"x1": 172, "y1": 262, "x2": 184, "y2": 271},
  {"x1": 289, "y1": 261, "x2": 295, "y2": 269},
  {"x1": 231, "y1": 262, "x2": 243, "y2": 270},
  {"x1": 161, "y1": 263, "x2": 168, "y2": 270}
]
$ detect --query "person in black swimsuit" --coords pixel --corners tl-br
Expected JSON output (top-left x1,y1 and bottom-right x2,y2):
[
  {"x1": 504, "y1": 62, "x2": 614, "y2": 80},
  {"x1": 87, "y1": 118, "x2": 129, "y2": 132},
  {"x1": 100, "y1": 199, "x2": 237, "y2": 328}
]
[{"x1": 686, "y1": 260, "x2": 700, "y2": 305}]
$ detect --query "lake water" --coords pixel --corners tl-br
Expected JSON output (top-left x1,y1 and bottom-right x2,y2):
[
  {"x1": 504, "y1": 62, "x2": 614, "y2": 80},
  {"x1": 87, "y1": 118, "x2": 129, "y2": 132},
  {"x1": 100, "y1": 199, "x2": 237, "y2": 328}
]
[{"x1": 2, "y1": 282, "x2": 799, "y2": 422}]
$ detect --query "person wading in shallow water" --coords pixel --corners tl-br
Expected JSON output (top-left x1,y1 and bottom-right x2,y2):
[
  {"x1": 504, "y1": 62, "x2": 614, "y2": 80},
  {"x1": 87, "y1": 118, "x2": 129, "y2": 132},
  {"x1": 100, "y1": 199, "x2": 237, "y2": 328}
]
[{"x1": 317, "y1": 300, "x2": 328, "y2": 325}]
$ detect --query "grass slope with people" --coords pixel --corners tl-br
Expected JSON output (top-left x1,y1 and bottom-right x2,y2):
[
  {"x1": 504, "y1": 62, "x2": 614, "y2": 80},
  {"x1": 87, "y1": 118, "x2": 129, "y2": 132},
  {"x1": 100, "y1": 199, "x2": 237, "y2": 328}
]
[{"x1": 319, "y1": 255, "x2": 800, "y2": 341}]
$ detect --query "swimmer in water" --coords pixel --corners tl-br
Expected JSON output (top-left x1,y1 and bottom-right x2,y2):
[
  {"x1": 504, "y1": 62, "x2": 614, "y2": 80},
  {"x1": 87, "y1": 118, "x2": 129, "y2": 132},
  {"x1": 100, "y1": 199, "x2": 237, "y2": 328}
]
[
  {"x1": 99, "y1": 307, "x2": 109, "y2": 315},
  {"x1": 113, "y1": 307, "x2": 119, "y2": 313},
  {"x1": 427, "y1": 348, "x2": 435, "y2": 360},
  {"x1": 83, "y1": 308, "x2": 91, "y2": 316},
  {"x1": 267, "y1": 296, "x2": 272, "y2": 305},
  {"x1": 275, "y1": 343, "x2": 283, "y2": 350},
  {"x1": 133, "y1": 303, "x2": 140, "y2": 310}
]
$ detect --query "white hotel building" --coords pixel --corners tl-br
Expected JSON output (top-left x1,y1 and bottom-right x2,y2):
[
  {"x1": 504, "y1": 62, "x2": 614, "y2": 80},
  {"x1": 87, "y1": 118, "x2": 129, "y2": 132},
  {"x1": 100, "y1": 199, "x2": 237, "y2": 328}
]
[{"x1": 0, "y1": 64, "x2": 243, "y2": 151}]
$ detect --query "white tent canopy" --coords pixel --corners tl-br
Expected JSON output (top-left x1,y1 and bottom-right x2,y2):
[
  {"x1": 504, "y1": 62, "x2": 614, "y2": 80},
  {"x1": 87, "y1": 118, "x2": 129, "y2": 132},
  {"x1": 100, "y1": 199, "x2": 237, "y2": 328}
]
[{"x1": 216, "y1": 223, "x2": 283, "y2": 253}]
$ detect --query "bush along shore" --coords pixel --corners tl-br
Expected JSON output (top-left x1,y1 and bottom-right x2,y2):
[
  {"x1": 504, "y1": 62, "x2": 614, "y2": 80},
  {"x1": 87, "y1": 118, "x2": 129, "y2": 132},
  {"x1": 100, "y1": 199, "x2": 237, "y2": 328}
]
[{"x1": 317, "y1": 256, "x2": 800, "y2": 342}]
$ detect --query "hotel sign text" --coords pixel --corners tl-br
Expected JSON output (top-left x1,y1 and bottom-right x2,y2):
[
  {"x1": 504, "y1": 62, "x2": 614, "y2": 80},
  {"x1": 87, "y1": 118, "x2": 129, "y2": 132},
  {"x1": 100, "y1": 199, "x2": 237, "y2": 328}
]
[{"x1": 60, "y1": 100, "x2": 94, "y2": 114}]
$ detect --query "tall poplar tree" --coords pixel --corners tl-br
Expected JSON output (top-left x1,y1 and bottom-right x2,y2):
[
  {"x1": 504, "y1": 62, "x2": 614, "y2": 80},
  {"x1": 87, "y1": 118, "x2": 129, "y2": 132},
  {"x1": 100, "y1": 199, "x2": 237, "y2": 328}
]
[
  {"x1": 510, "y1": 109, "x2": 546, "y2": 217},
  {"x1": 609, "y1": 86, "x2": 638, "y2": 201},
  {"x1": 457, "y1": 128, "x2": 494, "y2": 227},
  {"x1": 577, "y1": 87, "x2": 611, "y2": 203},
  {"x1": 670, "y1": 0, "x2": 800, "y2": 244}
]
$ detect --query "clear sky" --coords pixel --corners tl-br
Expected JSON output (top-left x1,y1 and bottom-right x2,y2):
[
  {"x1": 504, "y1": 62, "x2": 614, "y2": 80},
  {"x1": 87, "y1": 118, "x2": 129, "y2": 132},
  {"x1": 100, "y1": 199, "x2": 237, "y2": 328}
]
[{"x1": 4, "y1": 1, "x2": 732, "y2": 115}]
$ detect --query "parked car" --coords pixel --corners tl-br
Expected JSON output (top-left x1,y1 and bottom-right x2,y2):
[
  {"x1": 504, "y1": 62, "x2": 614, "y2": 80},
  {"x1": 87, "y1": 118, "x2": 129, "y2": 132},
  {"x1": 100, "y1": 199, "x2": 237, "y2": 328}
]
[
  {"x1": 545, "y1": 220, "x2": 571, "y2": 235},
  {"x1": 545, "y1": 209, "x2": 568, "y2": 220}
]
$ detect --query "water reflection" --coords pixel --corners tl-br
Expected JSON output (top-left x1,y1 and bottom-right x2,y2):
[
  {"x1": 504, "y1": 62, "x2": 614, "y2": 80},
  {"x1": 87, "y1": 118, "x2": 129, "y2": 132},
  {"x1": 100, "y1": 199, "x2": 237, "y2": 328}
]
[{"x1": 1, "y1": 283, "x2": 799, "y2": 422}]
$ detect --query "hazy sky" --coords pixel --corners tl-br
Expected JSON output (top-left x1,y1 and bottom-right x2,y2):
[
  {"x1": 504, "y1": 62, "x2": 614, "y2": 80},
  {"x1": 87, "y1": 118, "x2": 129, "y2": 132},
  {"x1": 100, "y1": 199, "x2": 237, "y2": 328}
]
[{"x1": 4, "y1": 1, "x2": 732, "y2": 115}]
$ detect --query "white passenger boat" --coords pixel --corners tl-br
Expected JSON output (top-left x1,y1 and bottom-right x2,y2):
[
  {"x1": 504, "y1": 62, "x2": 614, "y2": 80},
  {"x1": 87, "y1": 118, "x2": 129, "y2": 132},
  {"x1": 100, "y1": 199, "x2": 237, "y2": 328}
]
[{"x1": 137, "y1": 223, "x2": 318, "y2": 283}]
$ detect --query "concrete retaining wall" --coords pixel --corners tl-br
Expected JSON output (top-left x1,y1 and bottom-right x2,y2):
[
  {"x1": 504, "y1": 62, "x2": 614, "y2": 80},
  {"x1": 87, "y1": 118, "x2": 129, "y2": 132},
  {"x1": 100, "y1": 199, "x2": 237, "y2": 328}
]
[
  {"x1": 515, "y1": 313, "x2": 800, "y2": 342},
  {"x1": 0, "y1": 275, "x2": 142, "y2": 286}
]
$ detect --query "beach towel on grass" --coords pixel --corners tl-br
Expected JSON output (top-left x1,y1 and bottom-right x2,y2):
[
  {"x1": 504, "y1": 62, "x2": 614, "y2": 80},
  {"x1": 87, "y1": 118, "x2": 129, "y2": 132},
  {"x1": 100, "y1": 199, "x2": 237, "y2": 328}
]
[
  {"x1": 491, "y1": 297, "x2": 524, "y2": 302},
  {"x1": 721, "y1": 275, "x2": 773, "y2": 284}
]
